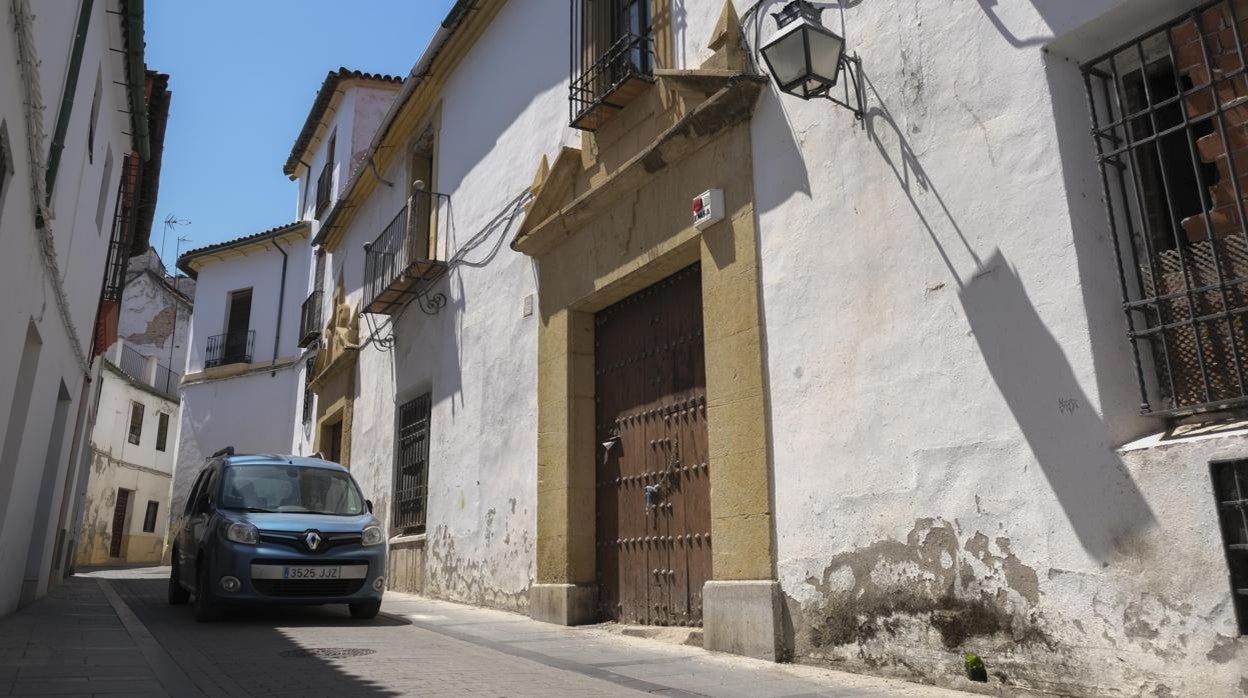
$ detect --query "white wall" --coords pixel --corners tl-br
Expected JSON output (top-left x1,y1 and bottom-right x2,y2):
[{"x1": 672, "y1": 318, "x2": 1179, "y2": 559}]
[
  {"x1": 336, "y1": 0, "x2": 567, "y2": 611},
  {"x1": 184, "y1": 236, "x2": 311, "y2": 374},
  {"x1": 0, "y1": 0, "x2": 138, "y2": 613},
  {"x1": 118, "y1": 251, "x2": 193, "y2": 375},
  {"x1": 652, "y1": 0, "x2": 1248, "y2": 692}
]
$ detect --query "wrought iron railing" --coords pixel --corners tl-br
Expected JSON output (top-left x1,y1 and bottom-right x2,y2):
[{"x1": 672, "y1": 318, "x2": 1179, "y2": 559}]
[
  {"x1": 363, "y1": 190, "x2": 449, "y2": 314},
  {"x1": 569, "y1": 0, "x2": 654, "y2": 129},
  {"x1": 299, "y1": 289, "x2": 323, "y2": 348},
  {"x1": 1084, "y1": 0, "x2": 1248, "y2": 416},
  {"x1": 152, "y1": 363, "x2": 181, "y2": 400},
  {"x1": 101, "y1": 154, "x2": 138, "y2": 302},
  {"x1": 205, "y1": 330, "x2": 254, "y2": 368},
  {"x1": 315, "y1": 161, "x2": 333, "y2": 218},
  {"x1": 119, "y1": 344, "x2": 147, "y2": 383}
]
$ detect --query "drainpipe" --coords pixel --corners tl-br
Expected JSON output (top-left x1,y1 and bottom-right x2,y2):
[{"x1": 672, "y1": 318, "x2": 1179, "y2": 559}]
[
  {"x1": 271, "y1": 238, "x2": 289, "y2": 375},
  {"x1": 43, "y1": 0, "x2": 94, "y2": 210}
]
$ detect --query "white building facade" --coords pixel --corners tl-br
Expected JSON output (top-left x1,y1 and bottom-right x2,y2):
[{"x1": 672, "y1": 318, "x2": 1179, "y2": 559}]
[
  {"x1": 74, "y1": 250, "x2": 190, "y2": 566},
  {"x1": 0, "y1": 0, "x2": 162, "y2": 613},
  {"x1": 178, "y1": 0, "x2": 1248, "y2": 694}
]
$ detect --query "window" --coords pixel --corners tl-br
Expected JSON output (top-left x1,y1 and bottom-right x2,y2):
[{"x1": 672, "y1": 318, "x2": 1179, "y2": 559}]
[
  {"x1": 393, "y1": 393, "x2": 431, "y2": 533},
  {"x1": 1083, "y1": 2, "x2": 1248, "y2": 416},
  {"x1": 316, "y1": 131, "x2": 335, "y2": 218},
  {"x1": 95, "y1": 148, "x2": 113, "y2": 232},
  {"x1": 127, "y1": 401, "x2": 144, "y2": 445},
  {"x1": 184, "y1": 468, "x2": 210, "y2": 515},
  {"x1": 302, "y1": 357, "x2": 315, "y2": 424},
  {"x1": 1211, "y1": 459, "x2": 1248, "y2": 634},
  {"x1": 142, "y1": 500, "x2": 159, "y2": 533},
  {"x1": 0, "y1": 120, "x2": 12, "y2": 229},
  {"x1": 88, "y1": 66, "x2": 102, "y2": 163},
  {"x1": 207, "y1": 289, "x2": 254, "y2": 367},
  {"x1": 569, "y1": 0, "x2": 655, "y2": 130},
  {"x1": 155, "y1": 412, "x2": 169, "y2": 452}
]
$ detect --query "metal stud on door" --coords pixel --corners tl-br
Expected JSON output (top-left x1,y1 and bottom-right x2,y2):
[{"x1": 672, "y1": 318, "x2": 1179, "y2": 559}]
[{"x1": 594, "y1": 264, "x2": 711, "y2": 626}]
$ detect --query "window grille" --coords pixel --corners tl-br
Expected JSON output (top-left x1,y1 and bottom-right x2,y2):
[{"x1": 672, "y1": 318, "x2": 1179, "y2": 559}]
[
  {"x1": 393, "y1": 393, "x2": 431, "y2": 533},
  {"x1": 1084, "y1": 0, "x2": 1248, "y2": 416},
  {"x1": 142, "y1": 500, "x2": 159, "y2": 533},
  {"x1": 156, "y1": 413, "x2": 169, "y2": 452},
  {"x1": 569, "y1": 0, "x2": 655, "y2": 130},
  {"x1": 302, "y1": 357, "x2": 316, "y2": 424},
  {"x1": 1211, "y1": 459, "x2": 1248, "y2": 634},
  {"x1": 128, "y1": 401, "x2": 144, "y2": 445}
]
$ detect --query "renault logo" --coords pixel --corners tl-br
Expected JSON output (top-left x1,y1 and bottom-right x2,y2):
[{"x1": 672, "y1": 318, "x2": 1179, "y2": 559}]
[{"x1": 304, "y1": 531, "x2": 322, "y2": 551}]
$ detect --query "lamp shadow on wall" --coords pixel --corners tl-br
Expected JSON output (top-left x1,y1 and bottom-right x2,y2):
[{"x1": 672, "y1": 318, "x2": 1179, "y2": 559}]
[
  {"x1": 974, "y1": 0, "x2": 1055, "y2": 49},
  {"x1": 861, "y1": 72, "x2": 1156, "y2": 562}
]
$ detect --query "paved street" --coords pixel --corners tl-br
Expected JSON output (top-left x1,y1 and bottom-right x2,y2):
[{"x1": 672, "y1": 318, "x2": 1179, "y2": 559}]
[{"x1": 0, "y1": 567, "x2": 975, "y2": 697}]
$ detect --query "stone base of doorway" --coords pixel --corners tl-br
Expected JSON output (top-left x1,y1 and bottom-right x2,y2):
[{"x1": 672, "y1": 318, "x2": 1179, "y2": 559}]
[
  {"x1": 529, "y1": 583, "x2": 596, "y2": 626},
  {"x1": 703, "y1": 579, "x2": 784, "y2": 662}
]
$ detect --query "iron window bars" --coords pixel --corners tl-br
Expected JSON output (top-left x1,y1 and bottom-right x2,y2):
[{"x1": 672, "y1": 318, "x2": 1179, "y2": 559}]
[
  {"x1": 298, "y1": 289, "x2": 323, "y2": 348},
  {"x1": 315, "y1": 161, "x2": 333, "y2": 219},
  {"x1": 204, "y1": 330, "x2": 254, "y2": 368},
  {"x1": 1084, "y1": 0, "x2": 1248, "y2": 417},
  {"x1": 393, "y1": 393, "x2": 432, "y2": 534},
  {"x1": 1211, "y1": 459, "x2": 1248, "y2": 634},
  {"x1": 569, "y1": 0, "x2": 655, "y2": 130},
  {"x1": 101, "y1": 154, "x2": 137, "y2": 303},
  {"x1": 362, "y1": 190, "x2": 449, "y2": 315},
  {"x1": 302, "y1": 357, "x2": 315, "y2": 425},
  {"x1": 128, "y1": 402, "x2": 143, "y2": 445}
]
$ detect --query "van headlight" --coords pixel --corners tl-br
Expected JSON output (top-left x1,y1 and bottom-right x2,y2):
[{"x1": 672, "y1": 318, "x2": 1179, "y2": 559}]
[
  {"x1": 361, "y1": 525, "x2": 384, "y2": 546},
  {"x1": 225, "y1": 522, "x2": 259, "y2": 545}
]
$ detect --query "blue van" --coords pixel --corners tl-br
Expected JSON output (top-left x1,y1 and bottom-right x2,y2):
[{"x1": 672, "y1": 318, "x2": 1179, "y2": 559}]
[{"x1": 168, "y1": 450, "x2": 386, "y2": 621}]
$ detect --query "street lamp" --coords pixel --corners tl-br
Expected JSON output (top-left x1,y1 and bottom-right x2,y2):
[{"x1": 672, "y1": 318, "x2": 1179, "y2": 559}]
[{"x1": 759, "y1": 0, "x2": 864, "y2": 119}]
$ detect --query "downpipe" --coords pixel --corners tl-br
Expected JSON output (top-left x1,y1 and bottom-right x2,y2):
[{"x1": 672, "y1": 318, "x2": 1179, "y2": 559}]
[{"x1": 271, "y1": 238, "x2": 288, "y2": 375}]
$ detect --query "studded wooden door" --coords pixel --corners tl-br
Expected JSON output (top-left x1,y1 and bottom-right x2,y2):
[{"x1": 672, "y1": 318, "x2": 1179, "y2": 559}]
[{"x1": 595, "y1": 263, "x2": 710, "y2": 627}]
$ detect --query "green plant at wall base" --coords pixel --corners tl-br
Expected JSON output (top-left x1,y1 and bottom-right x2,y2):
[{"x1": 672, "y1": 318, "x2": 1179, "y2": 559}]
[{"x1": 964, "y1": 653, "x2": 987, "y2": 683}]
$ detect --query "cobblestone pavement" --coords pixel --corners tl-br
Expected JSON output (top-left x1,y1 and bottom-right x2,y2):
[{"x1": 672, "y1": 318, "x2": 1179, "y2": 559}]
[{"x1": 1, "y1": 567, "x2": 974, "y2": 697}]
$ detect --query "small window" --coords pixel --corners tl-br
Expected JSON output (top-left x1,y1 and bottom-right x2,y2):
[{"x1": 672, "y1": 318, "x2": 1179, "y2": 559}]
[
  {"x1": 142, "y1": 500, "x2": 159, "y2": 533},
  {"x1": 393, "y1": 393, "x2": 432, "y2": 533},
  {"x1": 88, "y1": 66, "x2": 102, "y2": 163},
  {"x1": 0, "y1": 120, "x2": 12, "y2": 229},
  {"x1": 127, "y1": 400, "x2": 144, "y2": 445},
  {"x1": 95, "y1": 147, "x2": 113, "y2": 232},
  {"x1": 1211, "y1": 459, "x2": 1248, "y2": 635},
  {"x1": 155, "y1": 412, "x2": 170, "y2": 452},
  {"x1": 316, "y1": 131, "x2": 336, "y2": 218}
]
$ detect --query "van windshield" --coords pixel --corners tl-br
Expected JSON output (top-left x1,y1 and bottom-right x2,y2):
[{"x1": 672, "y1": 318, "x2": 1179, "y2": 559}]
[{"x1": 220, "y1": 464, "x2": 364, "y2": 515}]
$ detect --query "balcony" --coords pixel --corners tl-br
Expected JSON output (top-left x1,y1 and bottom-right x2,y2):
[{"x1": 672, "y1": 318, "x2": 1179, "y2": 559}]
[
  {"x1": 298, "y1": 290, "x2": 323, "y2": 348},
  {"x1": 363, "y1": 191, "x2": 449, "y2": 316},
  {"x1": 569, "y1": 0, "x2": 655, "y2": 131},
  {"x1": 315, "y1": 162, "x2": 333, "y2": 218},
  {"x1": 115, "y1": 343, "x2": 181, "y2": 400},
  {"x1": 205, "y1": 330, "x2": 254, "y2": 369}
]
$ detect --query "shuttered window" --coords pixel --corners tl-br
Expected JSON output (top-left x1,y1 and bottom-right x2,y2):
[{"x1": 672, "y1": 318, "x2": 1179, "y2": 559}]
[
  {"x1": 127, "y1": 401, "x2": 144, "y2": 445},
  {"x1": 155, "y1": 412, "x2": 169, "y2": 452}
]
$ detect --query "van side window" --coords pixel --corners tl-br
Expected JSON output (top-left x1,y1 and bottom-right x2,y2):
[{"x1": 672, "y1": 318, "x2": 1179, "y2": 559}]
[{"x1": 184, "y1": 470, "x2": 208, "y2": 515}]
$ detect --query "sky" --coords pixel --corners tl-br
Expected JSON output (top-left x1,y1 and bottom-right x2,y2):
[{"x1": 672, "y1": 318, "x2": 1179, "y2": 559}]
[{"x1": 145, "y1": 0, "x2": 457, "y2": 270}]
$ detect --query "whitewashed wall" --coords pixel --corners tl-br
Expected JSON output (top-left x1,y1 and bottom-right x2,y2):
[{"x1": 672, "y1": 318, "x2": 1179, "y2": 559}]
[
  {"x1": 0, "y1": 0, "x2": 137, "y2": 613},
  {"x1": 652, "y1": 0, "x2": 1248, "y2": 692},
  {"x1": 333, "y1": 0, "x2": 568, "y2": 611}
]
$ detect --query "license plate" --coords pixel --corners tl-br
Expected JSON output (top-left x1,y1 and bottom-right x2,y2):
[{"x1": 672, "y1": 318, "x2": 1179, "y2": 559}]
[{"x1": 250, "y1": 564, "x2": 368, "y2": 580}]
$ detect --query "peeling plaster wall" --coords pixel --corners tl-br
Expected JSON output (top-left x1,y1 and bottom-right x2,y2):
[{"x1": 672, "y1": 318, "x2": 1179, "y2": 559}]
[
  {"x1": 654, "y1": 0, "x2": 1248, "y2": 694},
  {"x1": 116, "y1": 254, "x2": 192, "y2": 374},
  {"x1": 0, "y1": 0, "x2": 135, "y2": 614},
  {"x1": 334, "y1": 0, "x2": 565, "y2": 612}
]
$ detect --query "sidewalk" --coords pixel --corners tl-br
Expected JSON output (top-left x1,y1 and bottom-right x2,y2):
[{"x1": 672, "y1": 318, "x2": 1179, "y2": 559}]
[
  {"x1": 1, "y1": 567, "x2": 978, "y2": 697},
  {"x1": 0, "y1": 572, "x2": 193, "y2": 696}
]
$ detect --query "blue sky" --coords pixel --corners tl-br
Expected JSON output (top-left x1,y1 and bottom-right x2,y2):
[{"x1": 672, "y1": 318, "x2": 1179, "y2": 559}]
[{"x1": 145, "y1": 0, "x2": 456, "y2": 269}]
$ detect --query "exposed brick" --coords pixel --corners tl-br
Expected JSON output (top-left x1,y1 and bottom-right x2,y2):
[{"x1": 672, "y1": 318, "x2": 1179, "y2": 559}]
[
  {"x1": 1182, "y1": 205, "x2": 1240, "y2": 241},
  {"x1": 1203, "y1": 4, "x2": 1231, "y2": 34},
  {"x1": 1187, "y1": 88, "x2": 1216, "y2": 119},
  {"x1": 1174, "y1": 19, "x2": 1201, "y2": 48}
]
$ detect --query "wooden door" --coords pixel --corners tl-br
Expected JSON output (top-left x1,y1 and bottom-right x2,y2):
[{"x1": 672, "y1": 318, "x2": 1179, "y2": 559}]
[
  {"x1": 595, "y1": 264, "x2": 710, "y2": 627},
  {"x1": 109, "y1": 489, "x2": 131, "y2": 558}
]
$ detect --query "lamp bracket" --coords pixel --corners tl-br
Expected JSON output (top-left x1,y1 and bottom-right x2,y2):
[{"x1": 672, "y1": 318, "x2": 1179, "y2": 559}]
[{"x1": 825, "y1": 53, "x2": 865, "y2": 126}]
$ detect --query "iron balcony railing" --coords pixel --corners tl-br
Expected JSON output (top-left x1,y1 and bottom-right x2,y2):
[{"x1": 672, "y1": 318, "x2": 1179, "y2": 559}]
[
  {"x1": 315, "y1": 161, "x2": 333, "y2": 218},
  {"x1": 363, "y1": 190, "x2": 449, "y2": 315},
  {"x1": 101, "y1": 154, "x2": 138, "y2": 302},
  {"x1": 152, "y1": 363, "x2": 181, "y2": 401},
  {"x1": 1083, "y1": 0, "x2": 1248, "y2": 416},
  {"x1": 205, "y1": 330, "x2": 254, "y2": 368},
  {"x1": 298, "y1": 289, "x2": 323, "y2": 348},
  {"x1": 569, "y1": 0, "x2": 654, "y2": 130},
  {"x1": 119, "y1": 344, "x2": 147, "y2": 383},
  {"x1": 116, "y1": 344, "x2": 180, "y2": 400}
]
